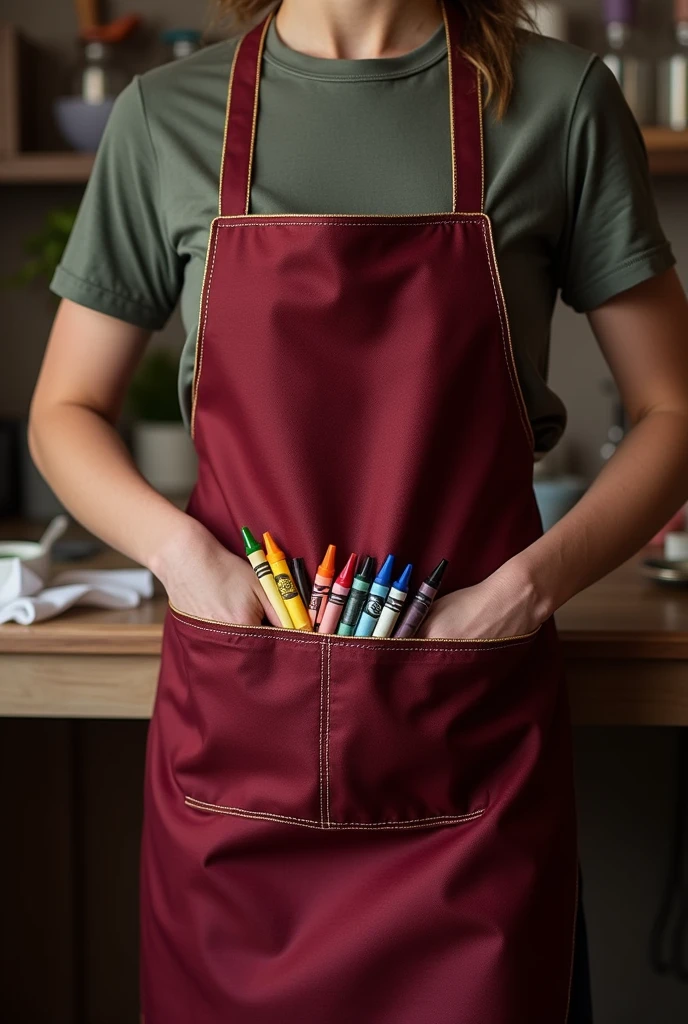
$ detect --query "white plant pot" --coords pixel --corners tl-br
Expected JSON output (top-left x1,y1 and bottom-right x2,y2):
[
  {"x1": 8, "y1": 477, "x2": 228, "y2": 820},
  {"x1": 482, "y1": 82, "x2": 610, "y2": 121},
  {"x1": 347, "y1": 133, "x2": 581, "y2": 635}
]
[{"x1": 132, "y1": 422, "x2": 197, "y2": 496}]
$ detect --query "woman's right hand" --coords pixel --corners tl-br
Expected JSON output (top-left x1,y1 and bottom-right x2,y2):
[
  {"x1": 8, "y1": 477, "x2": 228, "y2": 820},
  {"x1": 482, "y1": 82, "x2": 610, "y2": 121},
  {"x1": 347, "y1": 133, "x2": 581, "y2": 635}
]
[{"x1": 152, "y1": 517, "x2": 282, "y2": 628}]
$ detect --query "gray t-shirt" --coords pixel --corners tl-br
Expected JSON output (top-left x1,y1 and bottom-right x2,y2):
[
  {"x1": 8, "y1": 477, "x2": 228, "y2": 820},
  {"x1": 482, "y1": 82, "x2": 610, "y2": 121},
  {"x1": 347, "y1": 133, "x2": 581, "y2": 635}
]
[{"x1": 51, "y1": 21, "x2": 675, "y2": 453}]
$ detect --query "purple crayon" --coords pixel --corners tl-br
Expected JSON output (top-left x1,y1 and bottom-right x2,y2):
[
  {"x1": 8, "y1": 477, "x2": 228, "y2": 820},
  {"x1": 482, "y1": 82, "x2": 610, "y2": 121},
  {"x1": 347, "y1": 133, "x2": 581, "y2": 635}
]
[{"x1": 393, "y1": 559, "x2": 448, "y2": 638}]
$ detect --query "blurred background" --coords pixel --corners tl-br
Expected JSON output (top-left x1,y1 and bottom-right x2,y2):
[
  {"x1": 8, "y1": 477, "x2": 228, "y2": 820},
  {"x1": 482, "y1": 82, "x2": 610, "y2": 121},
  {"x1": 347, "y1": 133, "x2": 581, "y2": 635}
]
[{"x1": 1, "y1": 0, "x2": 688, "y2": 1021}]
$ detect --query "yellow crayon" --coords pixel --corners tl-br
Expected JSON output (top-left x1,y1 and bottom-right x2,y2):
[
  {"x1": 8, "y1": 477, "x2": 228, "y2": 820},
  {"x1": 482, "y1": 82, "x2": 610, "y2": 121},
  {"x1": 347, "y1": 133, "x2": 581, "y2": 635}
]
[
  {"x1": 263, "y1": 532, "x2": 313, "y2": 631},
  {"x1": 241, "y1": 527, "x2": 293, "y2": 628}
]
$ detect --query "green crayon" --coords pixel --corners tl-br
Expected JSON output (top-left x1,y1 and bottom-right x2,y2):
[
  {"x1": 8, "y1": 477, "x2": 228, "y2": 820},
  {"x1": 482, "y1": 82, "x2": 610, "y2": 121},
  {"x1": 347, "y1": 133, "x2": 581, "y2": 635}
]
[{"x1": 337, "y1": 556, "x2": 376, "y2": 636}]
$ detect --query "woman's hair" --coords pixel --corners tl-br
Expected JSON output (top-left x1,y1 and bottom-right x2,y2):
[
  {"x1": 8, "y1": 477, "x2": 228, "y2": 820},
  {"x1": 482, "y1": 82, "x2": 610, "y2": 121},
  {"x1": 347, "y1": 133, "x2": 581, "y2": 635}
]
[{"x1": 214, "y1": 2, "x2": 535, "y2": 118}]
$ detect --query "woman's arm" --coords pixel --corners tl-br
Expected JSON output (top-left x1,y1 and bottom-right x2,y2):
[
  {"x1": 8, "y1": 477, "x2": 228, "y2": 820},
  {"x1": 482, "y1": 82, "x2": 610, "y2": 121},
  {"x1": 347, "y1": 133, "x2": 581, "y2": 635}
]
[
  {"x1": 423, "y1": 268, "x2": 688, "y2": 639},
  {"x1": 29, "y1": 298, "x2": 280, "y2": 626}
]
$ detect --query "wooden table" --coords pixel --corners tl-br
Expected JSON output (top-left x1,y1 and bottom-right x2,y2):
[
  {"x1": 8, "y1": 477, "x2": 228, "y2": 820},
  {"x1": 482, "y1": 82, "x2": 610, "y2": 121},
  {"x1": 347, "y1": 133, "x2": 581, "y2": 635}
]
[
  {"x1": 1, "y1": 542, "x2": 687, "y2": 1023},
  {"x1": 1, "y1": 546, "x2": 688, "y2": 725}
]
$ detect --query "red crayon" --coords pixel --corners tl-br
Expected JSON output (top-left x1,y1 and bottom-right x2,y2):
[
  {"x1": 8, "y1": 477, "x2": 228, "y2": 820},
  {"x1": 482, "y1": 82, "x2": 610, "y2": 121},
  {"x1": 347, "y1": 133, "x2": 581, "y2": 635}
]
[{"x1": 318, "y1": 552, "x2": 357, "y2": 635}]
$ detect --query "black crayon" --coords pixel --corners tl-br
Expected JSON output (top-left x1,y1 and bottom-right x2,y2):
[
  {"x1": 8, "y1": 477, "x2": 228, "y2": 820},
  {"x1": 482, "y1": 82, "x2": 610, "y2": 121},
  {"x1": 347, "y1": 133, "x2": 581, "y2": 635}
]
[{"x1": 290, "y1": 557, "x2": 312, "y2": 609}]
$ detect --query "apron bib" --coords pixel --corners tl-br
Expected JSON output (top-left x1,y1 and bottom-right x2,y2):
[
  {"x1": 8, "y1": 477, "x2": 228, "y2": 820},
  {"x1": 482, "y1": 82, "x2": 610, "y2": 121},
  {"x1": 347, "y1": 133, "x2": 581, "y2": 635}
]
[{"x1": 141, "y1": 6, "x2": 578, "y2": 1021}]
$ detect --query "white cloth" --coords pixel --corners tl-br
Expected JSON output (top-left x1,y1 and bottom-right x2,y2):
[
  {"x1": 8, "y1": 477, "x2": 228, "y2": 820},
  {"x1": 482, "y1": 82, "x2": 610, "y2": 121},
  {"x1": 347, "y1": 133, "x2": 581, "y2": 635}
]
[{"x1": 0, "y1": 559, "x2": 154, "y2": 625}]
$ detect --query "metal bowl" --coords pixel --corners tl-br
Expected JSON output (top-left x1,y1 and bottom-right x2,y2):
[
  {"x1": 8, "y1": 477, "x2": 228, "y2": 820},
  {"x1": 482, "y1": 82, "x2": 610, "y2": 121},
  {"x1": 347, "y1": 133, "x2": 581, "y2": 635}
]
[{"x1": 641, "y1": 557, "x2": 688, "y2": 586}]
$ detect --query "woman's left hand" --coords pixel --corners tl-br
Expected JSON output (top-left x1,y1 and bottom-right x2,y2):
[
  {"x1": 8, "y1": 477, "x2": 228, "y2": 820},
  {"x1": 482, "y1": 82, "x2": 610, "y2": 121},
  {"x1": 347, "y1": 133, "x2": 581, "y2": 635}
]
[{"x1": 419, "y1": 564, "x2": 544, "y2": 641}]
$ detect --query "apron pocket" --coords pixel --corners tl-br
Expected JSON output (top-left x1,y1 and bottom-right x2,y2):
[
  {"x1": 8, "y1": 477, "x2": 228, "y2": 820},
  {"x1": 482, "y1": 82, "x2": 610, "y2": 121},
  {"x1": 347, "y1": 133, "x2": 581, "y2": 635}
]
[
  {"x1": 324, "y1": 631, "x2": 542, "y2": 829},
  {"x1": 168, "y1": 606, "x2": 542, "y2": 831},
  {"x1": 169, "y1": 609, "x2": 324, "y2": 826}
]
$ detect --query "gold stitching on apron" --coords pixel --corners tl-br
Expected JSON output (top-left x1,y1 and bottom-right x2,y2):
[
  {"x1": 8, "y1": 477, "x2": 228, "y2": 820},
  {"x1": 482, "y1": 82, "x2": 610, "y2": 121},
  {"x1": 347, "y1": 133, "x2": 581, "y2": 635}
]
[
  {"x1": 190, "y1": 221, "x2": 220, "y2": 437},
  {"x1": 212, "y1": 217, "x2": 479, "y2": 226},
  {"x1": 212, "y1": 211, "x2": 482, "y2": 220},
  {"x1": 441, "y1": 0, "x2": 457, "y2": 214},
  {"x1": 245, "y1": 12, "x2": 274, "y2": 215},
  {"x1": 325, "y1": 638, "x2": 332, "y2": 827},
  {"x1": 184, "y1": 795, "x2": 486, "y2": 830},
  {"x1": 168, "y1": 604, "x2": 542, "y2": 647},
  {"x1": 477, "y1": 68, "x2": 486, "y2": 214},
  {"x1": 564, "y1": 862, "x2": 580, "y2": 1022},
  {"x1": 482, "y1": 218, "x2": 536, "y2": 450},
  {"x1": 218, "y1": 35, "x2": 243, "y2": 217},
  {"x1": 319, "y1": 640, "x2": 325, "y2": 826}
]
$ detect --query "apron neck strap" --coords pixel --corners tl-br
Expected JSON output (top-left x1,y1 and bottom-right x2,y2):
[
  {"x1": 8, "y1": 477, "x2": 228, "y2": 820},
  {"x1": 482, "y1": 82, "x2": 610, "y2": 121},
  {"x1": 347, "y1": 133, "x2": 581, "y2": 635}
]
[
  {"x1": 218, "y1": 2, "x2": 484, "y2": 217},
  {"x1": 442, "y1": 1, "x2": 485, "y2": 215}
]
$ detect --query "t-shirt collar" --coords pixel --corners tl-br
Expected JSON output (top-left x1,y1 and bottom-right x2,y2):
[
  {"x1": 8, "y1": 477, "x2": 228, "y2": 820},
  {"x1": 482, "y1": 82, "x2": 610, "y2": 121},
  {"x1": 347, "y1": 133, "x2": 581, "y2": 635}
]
[{"x1": 263, "y1": 17, "x2": 448, "y2": 82}]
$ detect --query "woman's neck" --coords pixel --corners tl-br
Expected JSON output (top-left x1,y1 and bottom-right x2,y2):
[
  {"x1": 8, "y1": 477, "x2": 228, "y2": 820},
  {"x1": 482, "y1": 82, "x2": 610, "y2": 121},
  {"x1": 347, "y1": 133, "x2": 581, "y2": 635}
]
[{"x1": 274, "y1": 0, "x2": 444, "y2": 60}]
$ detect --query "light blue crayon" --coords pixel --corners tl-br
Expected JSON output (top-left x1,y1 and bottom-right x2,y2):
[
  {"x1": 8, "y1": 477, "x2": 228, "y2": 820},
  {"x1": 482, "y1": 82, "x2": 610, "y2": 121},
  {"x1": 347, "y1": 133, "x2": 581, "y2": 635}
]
[{"x1": 354, "y1": 554, "x2": 395, "y2": 636}]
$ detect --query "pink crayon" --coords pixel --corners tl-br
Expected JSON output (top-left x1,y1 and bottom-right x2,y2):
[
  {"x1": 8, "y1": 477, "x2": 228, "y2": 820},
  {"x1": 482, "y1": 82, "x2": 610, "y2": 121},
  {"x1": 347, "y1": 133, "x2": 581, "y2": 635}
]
[
  {"x1": 318, "y1": 553, "x2": 357, "y2": 635},
  {"x1": 309, "y1": 544, "x2": 337, "y2": 630}
]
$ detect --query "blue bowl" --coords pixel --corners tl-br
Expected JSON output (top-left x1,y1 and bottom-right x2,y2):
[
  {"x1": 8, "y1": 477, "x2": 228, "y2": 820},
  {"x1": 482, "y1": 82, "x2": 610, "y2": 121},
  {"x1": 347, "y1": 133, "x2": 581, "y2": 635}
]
[
  {"x1": 534, "y1": 476, "x2": 587, "y2": 532},
  {"x1": 53, "y1": 97, "x2": 114, "y2": 152}
]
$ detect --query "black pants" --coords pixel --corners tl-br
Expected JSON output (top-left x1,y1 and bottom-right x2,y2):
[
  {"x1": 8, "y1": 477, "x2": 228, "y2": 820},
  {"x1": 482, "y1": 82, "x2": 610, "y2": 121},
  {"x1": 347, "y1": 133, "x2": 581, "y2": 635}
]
[{"x1": 568, "y1": 871, "x2": 594, "y2": 1023}]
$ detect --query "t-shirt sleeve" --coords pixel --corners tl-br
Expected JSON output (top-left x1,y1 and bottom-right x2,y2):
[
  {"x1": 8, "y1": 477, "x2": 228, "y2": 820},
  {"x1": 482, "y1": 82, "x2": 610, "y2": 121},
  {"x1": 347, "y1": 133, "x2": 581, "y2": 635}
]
[
  {"x1": 558, "y1": 56, "x2": 675, "y2": 313},
  {"x1": 50, "y1": 76, "x2": 182, "y2": 330}
]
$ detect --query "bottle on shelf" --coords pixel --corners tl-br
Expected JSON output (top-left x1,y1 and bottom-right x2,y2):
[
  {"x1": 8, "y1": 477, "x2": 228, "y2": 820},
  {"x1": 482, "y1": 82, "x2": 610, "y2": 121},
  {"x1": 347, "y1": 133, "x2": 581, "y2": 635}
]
[
  {"x1": 161, "y1": 29, "x2": 203, "y2": 61},
  {"x1": 602, "y1": 0, "x2": 655, "y2": 126},
  {"x1": 76, "y1": 39, "x2": 128, "y2": 105},
  {"x1": 657, "y1": 0, "x2": 688, "y2": 131}
]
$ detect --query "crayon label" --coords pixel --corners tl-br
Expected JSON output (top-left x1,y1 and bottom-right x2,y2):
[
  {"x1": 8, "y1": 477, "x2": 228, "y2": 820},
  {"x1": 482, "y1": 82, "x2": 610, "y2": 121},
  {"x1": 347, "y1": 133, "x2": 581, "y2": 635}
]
[
  {"x1": 309, "y1": 582, "x2": 329, "y2": 612},
  {"x1": 341, "y1": 590, "x2": 367, "y2": 627},
  {"x1": 274, "y1": 574, "x2": 298, "y2": 601},
  {"x1": 364, "y1": 595, "x2": 384, "y2": 619}
]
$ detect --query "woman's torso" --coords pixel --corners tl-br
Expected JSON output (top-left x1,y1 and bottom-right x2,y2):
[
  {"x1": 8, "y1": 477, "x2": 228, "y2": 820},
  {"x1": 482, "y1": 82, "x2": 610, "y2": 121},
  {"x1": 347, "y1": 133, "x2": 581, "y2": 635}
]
[{"x1": 53, "y1": 21, "x2": 671, "y2": 454}]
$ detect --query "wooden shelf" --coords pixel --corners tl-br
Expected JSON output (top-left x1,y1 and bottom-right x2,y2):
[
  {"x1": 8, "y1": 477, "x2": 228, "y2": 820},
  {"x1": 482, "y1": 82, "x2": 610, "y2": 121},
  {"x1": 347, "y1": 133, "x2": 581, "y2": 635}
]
[
  {"x1": 0, "y1": 151, "x2": 94, "y2": 183},
  {"x1": 644, "y1": 128, "x2": 688, "y2": 175}
]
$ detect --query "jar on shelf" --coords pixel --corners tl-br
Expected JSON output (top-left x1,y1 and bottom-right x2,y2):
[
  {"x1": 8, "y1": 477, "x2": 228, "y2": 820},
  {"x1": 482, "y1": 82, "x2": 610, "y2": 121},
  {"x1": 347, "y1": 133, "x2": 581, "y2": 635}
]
[
  {"x1": 657, "y1": 0, "x2": 688, "y2": 131},
  {"x1": 54, "y1": 39, "x2": 128, "y2": 152},
  {"x1": 76, "y1": 39, "x2": 128, "y2": 104}
]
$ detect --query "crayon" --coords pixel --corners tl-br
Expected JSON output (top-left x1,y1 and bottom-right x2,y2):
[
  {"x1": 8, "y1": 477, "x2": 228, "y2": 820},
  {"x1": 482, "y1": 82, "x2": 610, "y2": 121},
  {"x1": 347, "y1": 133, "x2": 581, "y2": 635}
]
[
  {"x1": 289, "y1": 557, "x2": 312, "y2": 609},
  {"x1": 241, "y1": 527, "x2": 293, "y2": 629},
  {"x1": 337, "y1": 556, "x2": 376, "y2": 636},
  {"x1": 394, "y1": 559, "x2": 449, "y2": 638},
  {"x1": 355, "y1": 554, "x2": 395, "y2": 636},
  {"x1": 373, "y1": 563, "x2": 413, "y2": 638},
  {"x1": 263, "y1": 532, "x2": 313, "y2": 631},
  {"x1": 319, "y1": 552, "x2": 357, "y2": 635},
  {"x1": 309, "y1": 544, "x2": 337, "y2": 631}
]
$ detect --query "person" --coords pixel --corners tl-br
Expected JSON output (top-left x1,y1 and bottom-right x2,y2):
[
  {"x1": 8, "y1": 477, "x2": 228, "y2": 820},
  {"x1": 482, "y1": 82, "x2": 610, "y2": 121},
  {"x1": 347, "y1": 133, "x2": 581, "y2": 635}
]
[{"x1": 29, "y1": 1, "x2": 688, "y2": 1021}]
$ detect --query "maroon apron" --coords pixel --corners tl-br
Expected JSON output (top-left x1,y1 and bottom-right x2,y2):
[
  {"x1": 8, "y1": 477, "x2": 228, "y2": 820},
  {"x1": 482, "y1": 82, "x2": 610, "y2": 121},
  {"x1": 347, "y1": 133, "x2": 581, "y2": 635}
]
[{"x1": 140, "y1": 6, "x2": 578, "y2": 1021}]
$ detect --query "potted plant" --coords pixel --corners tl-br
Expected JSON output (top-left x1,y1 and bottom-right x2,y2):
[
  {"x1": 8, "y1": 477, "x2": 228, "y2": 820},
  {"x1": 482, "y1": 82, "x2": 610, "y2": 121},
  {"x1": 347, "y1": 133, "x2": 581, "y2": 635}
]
[
  {"x1": 3, "y1": 208, "x2": 79, "y2": 519},
  {"x1": 127, "y1": 349, "x2": 197, "y2": 497},
  {"x1": 6, "y1": 208, "x2": 197, "y2": 500},
  {"x1": 5, "y1": 206, "x2": 78, "y2": 292}
]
